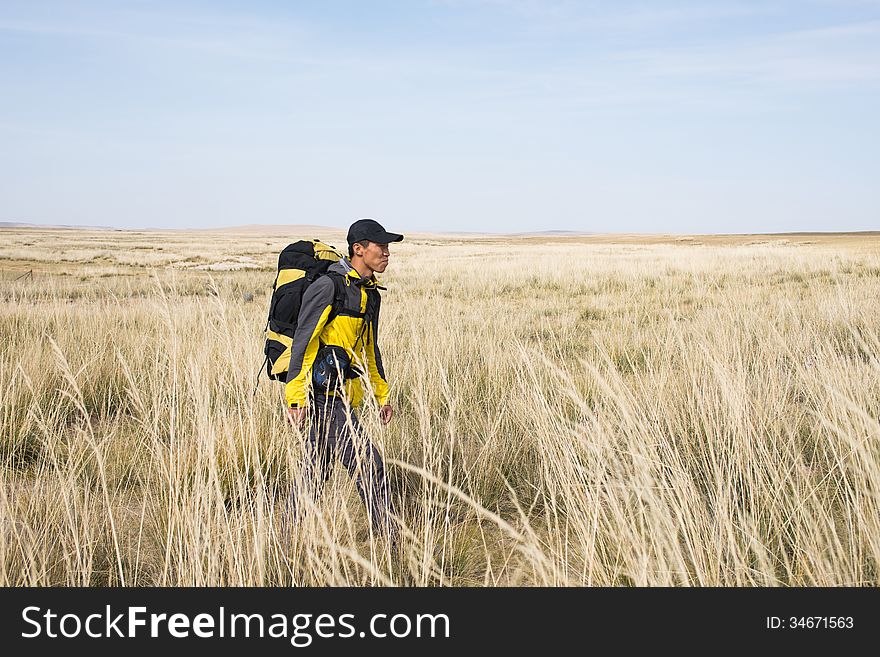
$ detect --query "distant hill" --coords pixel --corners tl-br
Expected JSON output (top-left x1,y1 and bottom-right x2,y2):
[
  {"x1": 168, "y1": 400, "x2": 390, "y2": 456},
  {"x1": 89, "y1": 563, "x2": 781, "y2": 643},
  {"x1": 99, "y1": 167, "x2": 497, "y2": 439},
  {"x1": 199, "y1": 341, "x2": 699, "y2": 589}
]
[
  {"x1": 0, "y1": 221, "x2": 43, "y2": 228},
  {"x1": 0, "y1": 221, "x2": 121, "y2": 230},
  {"x1": 195, "y1": 223, "x2": 344, "y2": 234},
  {"x1": 511, "y1": 230, "x2": 596, "y2": 237}
]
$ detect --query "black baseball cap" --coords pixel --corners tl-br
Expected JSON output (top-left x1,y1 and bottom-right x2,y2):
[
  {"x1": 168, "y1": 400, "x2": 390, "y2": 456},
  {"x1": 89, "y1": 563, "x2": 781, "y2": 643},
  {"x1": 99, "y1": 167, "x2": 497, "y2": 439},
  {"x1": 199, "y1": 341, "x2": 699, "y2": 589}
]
[{"x1": 346, "y1": 219, "x2": 404, "y2": 246}]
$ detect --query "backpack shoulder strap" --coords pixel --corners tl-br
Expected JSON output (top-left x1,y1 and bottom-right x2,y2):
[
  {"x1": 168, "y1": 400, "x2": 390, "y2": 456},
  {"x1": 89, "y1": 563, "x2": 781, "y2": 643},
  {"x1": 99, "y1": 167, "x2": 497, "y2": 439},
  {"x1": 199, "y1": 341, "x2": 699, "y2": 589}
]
[
  {"x1": 366, "y1": 286, "x2": 381, "y2": 333},
  {"x1": 324, "y1": 270, "x2": 347, "y2": 322}
]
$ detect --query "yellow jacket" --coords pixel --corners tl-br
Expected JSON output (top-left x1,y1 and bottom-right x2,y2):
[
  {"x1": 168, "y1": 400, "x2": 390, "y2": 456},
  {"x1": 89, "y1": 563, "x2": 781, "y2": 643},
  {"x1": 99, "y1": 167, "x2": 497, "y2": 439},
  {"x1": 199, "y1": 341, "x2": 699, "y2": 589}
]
[{"x1": 284, "y1": 258, "x2": 390, "y2": 408}]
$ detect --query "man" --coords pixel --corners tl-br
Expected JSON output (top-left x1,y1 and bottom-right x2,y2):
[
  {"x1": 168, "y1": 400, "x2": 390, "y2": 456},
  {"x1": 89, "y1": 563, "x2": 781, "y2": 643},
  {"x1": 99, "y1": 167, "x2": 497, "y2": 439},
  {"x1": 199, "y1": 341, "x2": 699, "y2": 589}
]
[{"x1": 285, "y1": 218, "x2": 403, "y2": 538}]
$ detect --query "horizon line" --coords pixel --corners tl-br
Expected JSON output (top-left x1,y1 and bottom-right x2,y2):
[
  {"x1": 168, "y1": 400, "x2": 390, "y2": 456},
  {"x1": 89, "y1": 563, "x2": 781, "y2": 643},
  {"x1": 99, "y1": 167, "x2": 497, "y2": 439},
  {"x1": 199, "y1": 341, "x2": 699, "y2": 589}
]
[{"x1": 2, "y1": 221, "x2": 879, "y2": 239}]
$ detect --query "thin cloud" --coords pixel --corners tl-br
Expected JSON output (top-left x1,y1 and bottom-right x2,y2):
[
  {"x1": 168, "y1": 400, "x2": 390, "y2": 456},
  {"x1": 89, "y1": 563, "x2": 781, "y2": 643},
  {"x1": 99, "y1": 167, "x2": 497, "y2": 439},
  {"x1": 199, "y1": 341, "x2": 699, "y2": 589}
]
[
  {"x1": 431, "y1": 0, "x2": 779, "y2": 32},
  {"x1": 0, "y1": 7, "x2": 313, "y2": 65},
  {"x1": 613, "y1": 20, "x2": 880, "y2": 85}
]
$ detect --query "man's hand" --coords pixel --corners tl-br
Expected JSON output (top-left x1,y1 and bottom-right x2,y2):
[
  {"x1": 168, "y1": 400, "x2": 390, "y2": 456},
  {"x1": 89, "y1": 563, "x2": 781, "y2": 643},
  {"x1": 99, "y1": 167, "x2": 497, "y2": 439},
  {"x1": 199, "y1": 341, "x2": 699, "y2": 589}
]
[
  {"x1": 287, "y1": 406, "x2": 307, "y2": 429},
  {"x1": 379, "y1": 404, "x2": 394, "y2": 425}
]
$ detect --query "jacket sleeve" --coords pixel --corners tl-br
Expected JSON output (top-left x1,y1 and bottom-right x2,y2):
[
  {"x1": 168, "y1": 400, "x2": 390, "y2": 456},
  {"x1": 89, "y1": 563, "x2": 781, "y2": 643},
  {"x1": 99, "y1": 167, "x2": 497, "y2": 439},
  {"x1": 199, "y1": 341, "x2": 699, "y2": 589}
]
[
  {"x1": 365, "y1": 294, "x2": 390, "y2": 406},
  {"x1": 284, "y1": 276, "x2": 335, "y2": 408}
]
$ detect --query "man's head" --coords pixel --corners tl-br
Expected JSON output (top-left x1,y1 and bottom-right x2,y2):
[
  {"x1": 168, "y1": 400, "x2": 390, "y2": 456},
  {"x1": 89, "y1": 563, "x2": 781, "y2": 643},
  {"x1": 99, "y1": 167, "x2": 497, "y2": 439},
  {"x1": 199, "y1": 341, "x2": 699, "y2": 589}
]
[{"x1": 346, "y1": 219, "x2": 404, "y2": 275}]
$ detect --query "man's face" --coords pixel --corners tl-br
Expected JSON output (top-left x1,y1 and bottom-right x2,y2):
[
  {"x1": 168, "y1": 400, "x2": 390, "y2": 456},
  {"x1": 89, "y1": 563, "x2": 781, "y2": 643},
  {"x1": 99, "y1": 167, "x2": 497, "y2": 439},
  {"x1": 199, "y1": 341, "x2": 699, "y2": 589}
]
[{"x1": 358, "y1": 241, "x2": 391, "y2": 273}]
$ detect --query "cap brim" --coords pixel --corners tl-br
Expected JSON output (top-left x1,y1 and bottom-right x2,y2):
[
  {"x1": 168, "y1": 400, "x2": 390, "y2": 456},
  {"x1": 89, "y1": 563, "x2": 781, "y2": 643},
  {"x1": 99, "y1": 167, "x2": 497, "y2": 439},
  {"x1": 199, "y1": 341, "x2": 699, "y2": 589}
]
[{"x1": 375, "y1": 230, "x2": 403, "y2": 243}]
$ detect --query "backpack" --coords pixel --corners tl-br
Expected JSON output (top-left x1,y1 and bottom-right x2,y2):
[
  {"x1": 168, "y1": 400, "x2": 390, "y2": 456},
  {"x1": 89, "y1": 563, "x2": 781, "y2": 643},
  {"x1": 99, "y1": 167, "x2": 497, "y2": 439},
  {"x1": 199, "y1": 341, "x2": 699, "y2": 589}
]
[{"x1": 262, "y1": 239, "x2": 346, "y2": 381}]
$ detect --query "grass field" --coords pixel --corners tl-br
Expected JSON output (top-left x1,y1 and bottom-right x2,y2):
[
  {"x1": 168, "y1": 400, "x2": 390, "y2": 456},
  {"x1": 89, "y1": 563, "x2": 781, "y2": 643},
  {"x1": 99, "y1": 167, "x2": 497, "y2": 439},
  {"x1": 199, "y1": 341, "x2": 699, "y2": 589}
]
[{"x1": 1, "y1": 227, "x2": 879, "y2": 586}]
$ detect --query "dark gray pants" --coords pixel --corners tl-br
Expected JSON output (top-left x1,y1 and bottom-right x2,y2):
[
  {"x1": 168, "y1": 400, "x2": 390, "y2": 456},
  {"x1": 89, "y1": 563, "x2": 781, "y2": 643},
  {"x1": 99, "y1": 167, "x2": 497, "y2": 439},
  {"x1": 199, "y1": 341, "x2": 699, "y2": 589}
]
[{"x1": 290, "y1": 395, "x2": 395, "y2": 537}]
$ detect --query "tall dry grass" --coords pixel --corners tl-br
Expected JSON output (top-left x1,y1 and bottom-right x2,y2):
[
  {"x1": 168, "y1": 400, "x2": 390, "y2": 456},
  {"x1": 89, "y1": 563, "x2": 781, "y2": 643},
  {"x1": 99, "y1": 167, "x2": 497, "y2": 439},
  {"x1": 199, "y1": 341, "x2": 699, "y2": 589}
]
[{"x1": 1, "y1": 229, "x2": 878, "y2": 586}]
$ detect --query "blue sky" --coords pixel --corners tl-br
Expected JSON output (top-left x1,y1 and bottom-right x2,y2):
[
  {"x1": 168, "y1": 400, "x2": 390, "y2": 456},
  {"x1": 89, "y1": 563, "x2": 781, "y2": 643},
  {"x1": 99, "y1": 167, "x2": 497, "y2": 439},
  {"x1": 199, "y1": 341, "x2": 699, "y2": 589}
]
[{"x1": 1, "y1": 0, "x2": 878, "y2": 233}]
